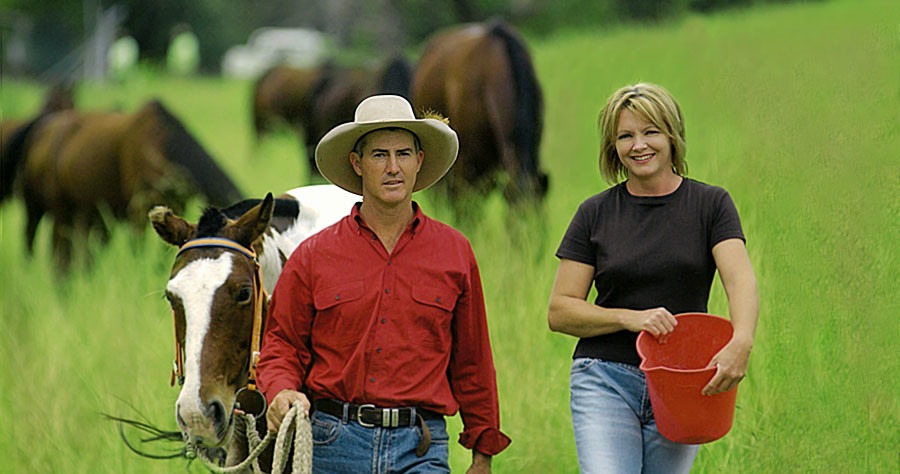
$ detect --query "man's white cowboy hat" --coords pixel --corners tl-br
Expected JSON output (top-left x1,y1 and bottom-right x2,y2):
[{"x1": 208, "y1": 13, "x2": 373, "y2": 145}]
[{"x1": 315, "y1": 95, "x2": 459, "y2": 195}]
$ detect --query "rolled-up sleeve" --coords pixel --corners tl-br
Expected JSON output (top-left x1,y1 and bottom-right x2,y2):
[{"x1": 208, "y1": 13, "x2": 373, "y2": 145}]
[
  {"x1": 448, "y1": 248, "x2": 511, "y2": 455},
  {"x1": 257, "y1": 244, "x2": 314, "y2": 406}
]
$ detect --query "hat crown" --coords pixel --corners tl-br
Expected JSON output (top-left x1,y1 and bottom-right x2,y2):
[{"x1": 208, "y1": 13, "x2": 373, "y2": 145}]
[{"x1": 354, "y1": 95, "x2": 415, "y2": 123}]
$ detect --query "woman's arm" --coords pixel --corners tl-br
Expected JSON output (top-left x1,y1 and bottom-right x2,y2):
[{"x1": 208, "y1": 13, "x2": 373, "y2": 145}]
[
  {"x1": 703, "y1": 238, "x2": 759, "y2": 395},
  {"x1": 547, "y1": 258, "x2": 677, "y2": 338}
]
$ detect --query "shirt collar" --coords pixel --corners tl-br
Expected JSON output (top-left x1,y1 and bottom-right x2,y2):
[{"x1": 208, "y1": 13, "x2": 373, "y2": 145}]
[{"x1": 350, "y1": 202, "x2": 424, "y2": 235}]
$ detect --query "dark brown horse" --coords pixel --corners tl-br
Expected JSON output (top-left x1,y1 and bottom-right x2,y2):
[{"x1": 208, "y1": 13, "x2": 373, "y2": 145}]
[
  {"x1": 412, "y1": 19, "x2": 548, "y2": 203},
  {"x1": 3, "y1": 99, "x2": 243, "y2": 269},
  {"x1": 252, "y1": 55, "x2": 412, "y2": 181},
  {"x1": 143, "y1": 185, "x2": 358, "y2": 470}
]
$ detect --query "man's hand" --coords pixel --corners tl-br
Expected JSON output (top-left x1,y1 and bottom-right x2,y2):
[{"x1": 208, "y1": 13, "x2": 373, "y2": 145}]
[
  {"x1": 466, "y1": 451, "x2": 492, "y2": 474},
  {"x1": 266, "y1": 389, "x2": 309, "y2": 432}
]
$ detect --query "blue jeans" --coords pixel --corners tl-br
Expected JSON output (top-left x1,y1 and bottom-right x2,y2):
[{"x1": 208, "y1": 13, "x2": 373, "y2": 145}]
[
  {"x1": 310, "y1": 410, "x2": 450, "y2": 474},
  {"x1": 570, "y1": 358, "x2": 699, "y2": 474}
]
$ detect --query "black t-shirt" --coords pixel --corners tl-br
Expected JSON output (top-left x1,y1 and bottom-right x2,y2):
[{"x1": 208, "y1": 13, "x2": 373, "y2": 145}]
[{"x1": 556, "y1": 178, "x2": 745, "y2": 366}]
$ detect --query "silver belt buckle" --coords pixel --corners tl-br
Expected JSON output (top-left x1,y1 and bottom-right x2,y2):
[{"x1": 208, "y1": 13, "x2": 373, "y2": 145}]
[{"x1": 357, "y1": 404, "x2": 376, "y2": 427}]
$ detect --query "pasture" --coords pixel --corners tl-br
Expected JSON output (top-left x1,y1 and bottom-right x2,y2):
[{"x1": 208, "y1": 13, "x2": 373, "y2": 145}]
[{"x1": 1, "y1": 0, "x2": 898, "y2": 471}]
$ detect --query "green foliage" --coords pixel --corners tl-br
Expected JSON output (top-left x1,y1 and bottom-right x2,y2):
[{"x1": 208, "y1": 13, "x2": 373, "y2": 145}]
[{"x1": 1, "y1": 0, "x2": 898, "y2": 472}]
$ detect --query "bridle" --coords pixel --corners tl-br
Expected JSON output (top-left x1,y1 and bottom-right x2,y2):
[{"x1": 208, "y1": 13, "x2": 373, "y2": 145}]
[{"x1": 168, "y1": 237, "x2": 268, "y2": 415}]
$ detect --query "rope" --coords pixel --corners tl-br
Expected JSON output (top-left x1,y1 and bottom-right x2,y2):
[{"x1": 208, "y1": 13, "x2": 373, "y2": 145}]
[{"x1": 194, "y1": 401, "x2": 312, "y2": 474}]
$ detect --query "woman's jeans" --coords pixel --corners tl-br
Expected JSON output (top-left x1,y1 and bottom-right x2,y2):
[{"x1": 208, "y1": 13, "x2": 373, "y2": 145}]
[
  {"x1": 570, "y1": 358, "x2": 699, "y2": 474},
  {"x1": 310, "y1": 410, "x2": 451, "y2": 474}
]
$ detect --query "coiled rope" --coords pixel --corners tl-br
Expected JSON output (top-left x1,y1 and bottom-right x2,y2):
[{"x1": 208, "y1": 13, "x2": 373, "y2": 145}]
[{"x1": 194, "y1": 401, "x2": 312, "y2": 474}]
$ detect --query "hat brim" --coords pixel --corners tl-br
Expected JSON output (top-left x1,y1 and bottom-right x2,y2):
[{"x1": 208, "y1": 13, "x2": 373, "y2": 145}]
[{"x1": 315, "y1": 118, "x2": 459, "y2": 195}]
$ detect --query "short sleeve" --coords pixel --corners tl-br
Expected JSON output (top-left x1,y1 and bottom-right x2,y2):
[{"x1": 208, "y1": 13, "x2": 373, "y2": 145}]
[
  {"x1": 709, "y1": 189, "x2": 745, "y2": 248},
  {"x1": 556, "y1": 199, "x2": 597, "y2": 266}
]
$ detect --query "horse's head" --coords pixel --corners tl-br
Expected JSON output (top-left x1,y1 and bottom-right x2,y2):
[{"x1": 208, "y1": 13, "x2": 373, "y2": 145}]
[
  {"x1": 127, "y1": 100, "x2": 243, "y2": 218},
  {"x1": 148, "y1": 194, "x2": 274, "y2": 449}
]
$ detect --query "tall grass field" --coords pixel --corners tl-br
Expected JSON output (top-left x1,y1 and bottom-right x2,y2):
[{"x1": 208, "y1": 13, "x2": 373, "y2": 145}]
[{"x1": 2, "y1": 0, "x2": 898, "y2": 471}]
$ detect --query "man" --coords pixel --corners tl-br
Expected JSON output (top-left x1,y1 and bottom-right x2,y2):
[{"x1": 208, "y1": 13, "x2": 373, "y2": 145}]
[{"x1": 258, "y1": 95, "x2": 510, "y2": 473}]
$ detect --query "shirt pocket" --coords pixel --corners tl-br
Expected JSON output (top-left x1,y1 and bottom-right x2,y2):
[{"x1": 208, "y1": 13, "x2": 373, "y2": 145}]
[
  {"x1": 312, "y1": 280, "x2": 366, "y2": 345},
  {"x1": 410, "y1": 285, "x2": 458, "y2": 351}
]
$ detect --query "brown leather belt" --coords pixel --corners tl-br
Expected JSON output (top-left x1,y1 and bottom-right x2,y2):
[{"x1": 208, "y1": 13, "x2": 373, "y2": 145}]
[{"x1": 313, "y1": 399, "x2": 441, "y2": 457}]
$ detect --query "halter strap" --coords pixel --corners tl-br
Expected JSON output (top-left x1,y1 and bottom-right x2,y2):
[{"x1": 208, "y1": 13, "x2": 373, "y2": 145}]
[
  {"x1": 177, "y1": 237, "x2": 257, "y2": 260},
  {"x1": 170, "y1": 237, "x2": 268, "y2": 404}
]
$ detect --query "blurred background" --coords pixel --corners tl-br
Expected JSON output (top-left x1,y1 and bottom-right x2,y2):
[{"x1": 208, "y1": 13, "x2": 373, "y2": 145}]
[
  {"x1": 1, "y1": 0, "x2": 819, "y2": 82},
  {"x1": 2, "y1": 0, "x2": 898, "y2": 473}
]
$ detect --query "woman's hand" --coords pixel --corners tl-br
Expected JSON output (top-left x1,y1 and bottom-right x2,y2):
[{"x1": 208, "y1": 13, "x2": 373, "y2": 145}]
[
  {"x1": 702, "y1": 337, "x2": 752, "y2": 396},
  {"x1": 625, "y1": 307, "x2": 678, "y2": 339}
]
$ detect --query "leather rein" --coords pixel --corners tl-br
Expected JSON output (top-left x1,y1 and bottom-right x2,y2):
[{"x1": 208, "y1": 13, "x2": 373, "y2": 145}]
[{"x1": 169, "y1": 237, "x2": 268, "y2": 404}]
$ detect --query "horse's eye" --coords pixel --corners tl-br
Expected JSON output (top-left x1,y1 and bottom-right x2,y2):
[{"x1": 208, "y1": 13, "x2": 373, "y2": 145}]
[{"x1": 236, "y1": 287, "x2": 252, "y2": 303}]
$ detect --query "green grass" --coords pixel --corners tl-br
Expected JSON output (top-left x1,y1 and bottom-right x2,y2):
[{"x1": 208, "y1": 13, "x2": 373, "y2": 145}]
[{"x1": 2, "y1": 0, "x2": 898, "y2": 471}]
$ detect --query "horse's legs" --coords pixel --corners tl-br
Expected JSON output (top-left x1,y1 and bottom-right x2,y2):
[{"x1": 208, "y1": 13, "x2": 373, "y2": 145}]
[
  {"x1": 24, "y1": 198, "x2": 45, "y2": 256},
  {"x1": 50, "y1": 216, "x2": 74, "y2": 273},
  {"x1": 305, "y1": 142, "x2": 326, "y2": 184}
]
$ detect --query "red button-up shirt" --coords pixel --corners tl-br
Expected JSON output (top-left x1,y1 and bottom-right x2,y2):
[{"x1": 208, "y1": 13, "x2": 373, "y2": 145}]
[{"x1": 258, "y1": 203, "x2": 511, "y2": 455}]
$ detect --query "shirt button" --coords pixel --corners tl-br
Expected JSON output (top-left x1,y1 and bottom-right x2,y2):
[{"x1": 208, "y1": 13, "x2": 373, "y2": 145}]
[
  {"x1": 376, "y1": 348, "x2": 382, "y2": 353},
  {"x1": 381, "y1": 318, "x2": 386, "y2": 324},
  {"x1": 436, "y1": 297, "x2": 441, "y2": 303},
  {"x1": 370, "y1": 377, "x2": 375, "y2": 383},
  {"x1": 384, "y1": 289, "x2": 390, "y2": 294},
  {"x1": 335, "y1": 295, "x2": 340, "y2": 300}
]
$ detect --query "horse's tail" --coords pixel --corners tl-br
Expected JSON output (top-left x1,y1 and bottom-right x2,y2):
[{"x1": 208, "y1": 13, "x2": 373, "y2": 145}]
[
  {"x1": 150, "y1": 100, "x2": 244, "y2": 206},
  {"x1": 0, "y1": 114, "x2": 45, "y2": 203},
  {"x1": 488, "y1": 19, "x2": 547, "y2": 194},
  {"x1": 378, "y1": 55, "x2": 413, "y2": 99}
]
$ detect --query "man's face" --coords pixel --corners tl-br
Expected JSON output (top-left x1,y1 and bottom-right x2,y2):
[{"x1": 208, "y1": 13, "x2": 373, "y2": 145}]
[{"x1": 350, "y1": 129, "x2": 423, "y2": 207}]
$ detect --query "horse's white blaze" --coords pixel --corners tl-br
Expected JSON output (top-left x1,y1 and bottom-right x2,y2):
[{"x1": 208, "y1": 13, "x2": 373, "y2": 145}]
[{"x1": 167, "y1": 252, "x2": 234, "y2": 426}]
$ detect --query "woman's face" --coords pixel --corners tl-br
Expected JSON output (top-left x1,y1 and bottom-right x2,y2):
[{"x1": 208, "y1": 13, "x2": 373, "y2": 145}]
[{"x1": 614, "y1": 108, "x2": 674, "y2": 181}]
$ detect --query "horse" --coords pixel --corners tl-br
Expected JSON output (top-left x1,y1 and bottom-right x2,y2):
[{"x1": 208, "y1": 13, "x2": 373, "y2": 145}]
[
  {"x1": 411, "y1": 19, "x2": 549, "y2": 204},
  {"x1": 252, "y1": 55, "x2": 413, "y2": 182},
  {"x1": 3, "y1": 99, "x2": 243, "y2": 270},
  {"x1": 146, "y1": 184, "x2": 359, "y2": 470}
]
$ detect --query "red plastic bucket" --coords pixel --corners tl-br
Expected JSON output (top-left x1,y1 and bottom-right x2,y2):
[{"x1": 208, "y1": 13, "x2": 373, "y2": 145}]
[{"x1": 636, "y1": 313, "x2": 737, "y2": 444}]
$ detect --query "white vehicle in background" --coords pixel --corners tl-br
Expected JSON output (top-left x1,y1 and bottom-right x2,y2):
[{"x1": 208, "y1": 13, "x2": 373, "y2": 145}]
[{"x1": 221, "y1": 27, "x2": 329, "y2": 79}]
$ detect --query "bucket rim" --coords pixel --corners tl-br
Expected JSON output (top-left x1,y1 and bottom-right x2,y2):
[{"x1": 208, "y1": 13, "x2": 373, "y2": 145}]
[{"x1": 636, "y1": 312, "x2": 732, "y2": 374}]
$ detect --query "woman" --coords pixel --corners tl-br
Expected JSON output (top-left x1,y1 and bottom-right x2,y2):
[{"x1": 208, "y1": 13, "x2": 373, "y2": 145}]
[{"x1": 547, "y1": 83, "x2": 758, "y2": 473}]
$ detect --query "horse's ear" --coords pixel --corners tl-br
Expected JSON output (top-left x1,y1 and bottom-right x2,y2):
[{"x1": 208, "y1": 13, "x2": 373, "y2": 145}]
[
  {"x1": 148, "y1": 206, "x2": 195, "y2": 247},
  {"x1": 230, "y1": 193, "x2": 274, "y2": 247}
]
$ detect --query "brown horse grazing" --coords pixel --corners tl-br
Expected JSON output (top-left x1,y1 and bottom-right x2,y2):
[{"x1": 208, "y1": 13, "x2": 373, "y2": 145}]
[
  {"x1": 145, "y1": 185, "x2": 358, "y2": 470},
  {"x1": 412, "y1": 19, "x2": 549, "y2": 203},
  {"x1": 4, "y1": 99, "x2": 242, "y2": 269},
  {"x1": 252, "y1": 55, "x2": 413, "y2": 181}
]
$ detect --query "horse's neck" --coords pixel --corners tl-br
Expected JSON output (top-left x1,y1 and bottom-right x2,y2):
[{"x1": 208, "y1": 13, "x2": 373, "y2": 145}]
[{"x1": 257, "y1": 229, "x2": 302, "y2": 295}]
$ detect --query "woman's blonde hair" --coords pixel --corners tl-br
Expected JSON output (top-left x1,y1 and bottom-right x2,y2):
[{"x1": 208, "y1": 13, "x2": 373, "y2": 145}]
[{"x1": 598, "y1": 83, "x2": 687, "y2": 184}]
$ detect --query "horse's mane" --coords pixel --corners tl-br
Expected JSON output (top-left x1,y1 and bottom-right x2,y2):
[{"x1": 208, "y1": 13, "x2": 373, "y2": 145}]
[
  {"x1": 487, "y1": 19, "x2": 544, "y2": 178},
  {"x1": 1, "y1": 114, "x2": 46, "y2": 202},
  {"x1": 194, "y1": 197, "x2": 301, "y2": 238},
  {"x1": 148, "y1": 100, "x2": 244, "y2": 207},
  {"x1": 196, "y1": 207, "x2": 229, "y2": 238}
]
